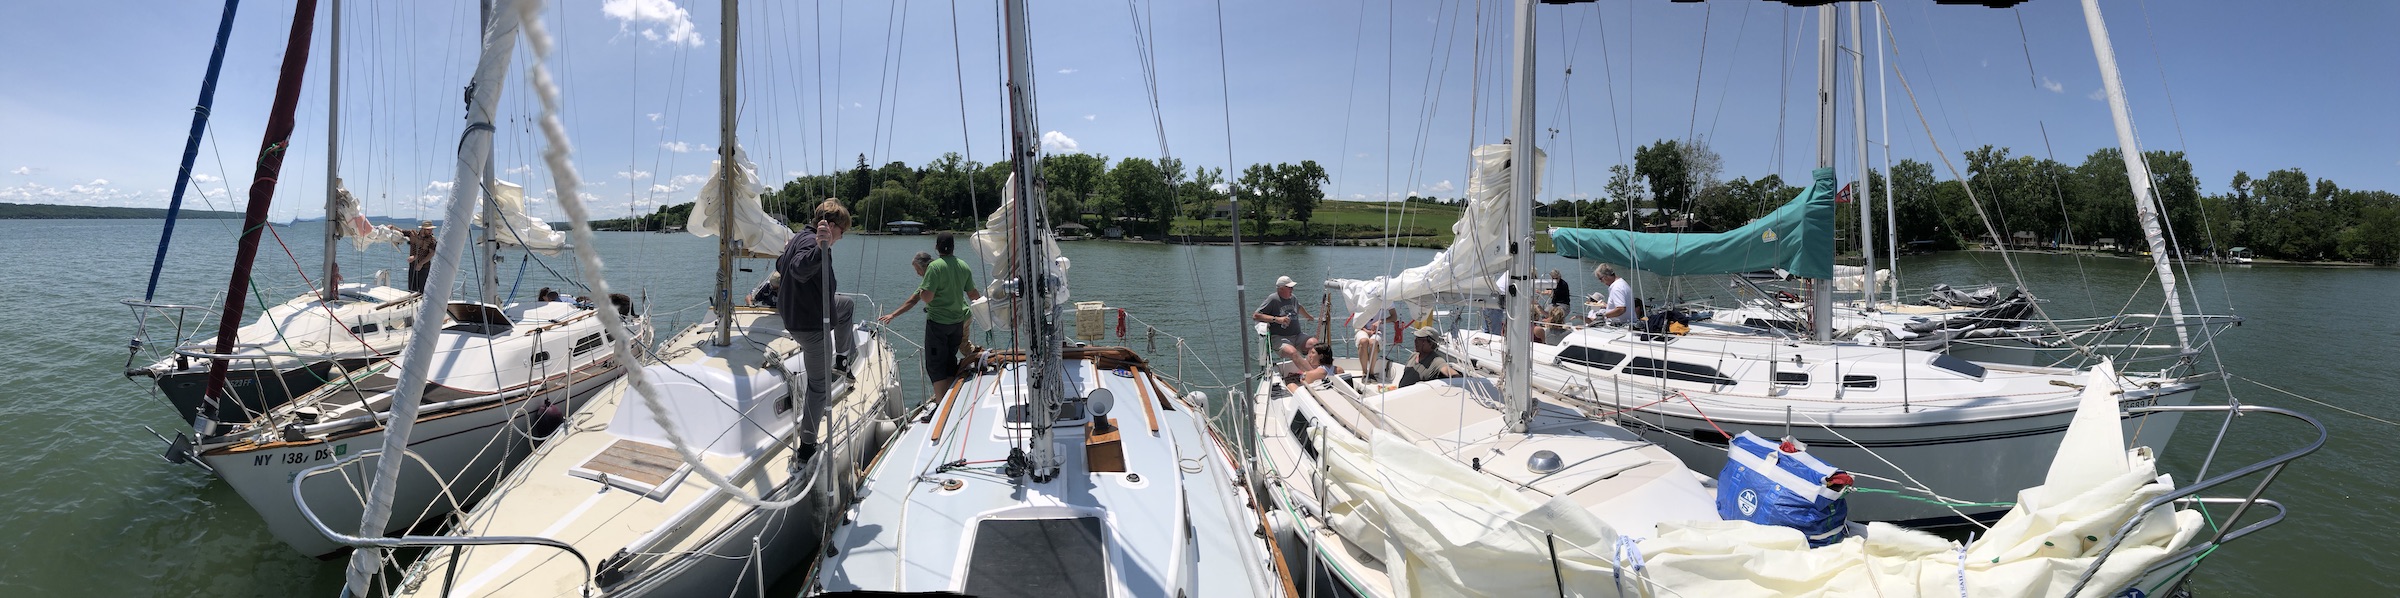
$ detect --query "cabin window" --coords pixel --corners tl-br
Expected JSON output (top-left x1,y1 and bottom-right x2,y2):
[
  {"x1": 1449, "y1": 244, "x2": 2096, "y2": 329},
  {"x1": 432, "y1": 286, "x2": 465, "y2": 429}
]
[
  {"x1": 1288, "y1": 413, "x2": 1319, "y2": 459},
  {"x1": 1624, "y1": 357, "x2": 1735, "y2": 386},
  {"x1": 349, "y1": 323, "x2": 380, "y2": 335},
  {"x1": 1557, "y1": 346, "x2": 1627, "y2": 370},
  {"x1": 1773, "y1": 371, "x2": 1809, "y2": 386},
  {"x1": 531, "y1": 351, "x2": 551, "y2": 364},
  {"x1": 1930, "y1": 354, "x2": 1987, "y2": 380},
  {"x1": 572, "y1": 333, "x2": 605, "y2": 356},
  {"x1": 1843, "y1": 374, "x2": 1879, "y2": 390}
]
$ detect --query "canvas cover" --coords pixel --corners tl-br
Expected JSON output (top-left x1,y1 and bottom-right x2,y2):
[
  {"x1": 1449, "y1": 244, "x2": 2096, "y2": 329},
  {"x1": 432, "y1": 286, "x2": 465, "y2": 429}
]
[
  {"x1": 469, "y1": 179, "x2": 569, "y2": 254},
  {"x1": 1551, "y1": 166, "x2": 1837, "y2": 280},
  {"x1": 1329, "y1": 143, "x2": 1538, "y2": 329},
  {"x1": 687, "y1": 145, "x2": 793, "y2": 257}
]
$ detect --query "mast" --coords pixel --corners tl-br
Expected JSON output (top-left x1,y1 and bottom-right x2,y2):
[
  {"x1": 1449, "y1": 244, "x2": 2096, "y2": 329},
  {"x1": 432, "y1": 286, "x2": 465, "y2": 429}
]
[
  {"x1": 478, "y1": 0, "x2": 500, "y2": 307},
  {"x1": 323, "y1": 0, "x2": 341, "y2": 300},
  {"x1": 1848, "y1": 3, "x2": 1875, "y2": 310},
  {"x1": 198, "y1": 0, "x2": 319, "y2": 428},
  {"x1": 343, "y1": 0, "x2": 521, "y2": 591},
  {"x1": 2080, "y1": 0, "x2": 2189, "y2": 351},
  {"x1": 1003, "y1": 0, "x2": 1060, "y2": 480},
  {"x1": 1502, "y1": 0, "x2": 1536, "y2": 432},
  {"x1": 1877, "y1": 3, "x2": 1898, "y2": 305},
  {"x1": 711, "y1": 0, "x2": 737, "y2": 346},
  {"x1": 1809, "y1": 5, "x2": 1835, "y2": 342},
  {"x1": 140, "y1": 0, "x2": 243, "y2": 303}
]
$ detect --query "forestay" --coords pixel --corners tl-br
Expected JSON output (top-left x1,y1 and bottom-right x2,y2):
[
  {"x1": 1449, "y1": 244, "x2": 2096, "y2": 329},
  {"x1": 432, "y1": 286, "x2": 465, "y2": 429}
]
[
  {"x1": 1550, "y1": 167, "x2": 1837, "y2": 280},
  {"x1": 1329, "y1": 143, "x2": 1536, "y2": 329}
]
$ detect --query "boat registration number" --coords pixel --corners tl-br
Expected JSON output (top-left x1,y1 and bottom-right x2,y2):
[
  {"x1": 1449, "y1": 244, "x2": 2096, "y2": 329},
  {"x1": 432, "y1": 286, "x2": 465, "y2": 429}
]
[{"x1": 254, "y1": 447, "x2": 336, "y2": 467}]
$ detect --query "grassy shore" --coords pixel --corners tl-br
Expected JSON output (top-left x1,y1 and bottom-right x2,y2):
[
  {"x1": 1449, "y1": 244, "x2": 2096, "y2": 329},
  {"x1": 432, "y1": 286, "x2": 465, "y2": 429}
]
[{"x1": 1165, "y1": 200, "x2": 1580, "y2": 250}]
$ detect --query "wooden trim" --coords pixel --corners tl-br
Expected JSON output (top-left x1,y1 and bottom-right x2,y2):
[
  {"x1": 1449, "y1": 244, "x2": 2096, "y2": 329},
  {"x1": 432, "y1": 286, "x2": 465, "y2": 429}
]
[
  {"x1": 1130, "y1": 368, "x2": 1161, "y2": 435},
  {"x1": 926, "y1": 372, "x2": 970, "y2": 444}
]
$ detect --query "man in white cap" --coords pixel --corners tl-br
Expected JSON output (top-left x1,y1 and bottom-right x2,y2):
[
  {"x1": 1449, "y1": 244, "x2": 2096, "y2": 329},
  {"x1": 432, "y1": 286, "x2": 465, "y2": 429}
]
[
  {"x1": 402, "y1": 220, "x2": 438, "y2": 293},
  {"x1": 1253, "y1": 275, "x2": 1320, "y2": 364},
  {"x1": 1396, "y1": 326, "x2": 1460, "y2": 388}
]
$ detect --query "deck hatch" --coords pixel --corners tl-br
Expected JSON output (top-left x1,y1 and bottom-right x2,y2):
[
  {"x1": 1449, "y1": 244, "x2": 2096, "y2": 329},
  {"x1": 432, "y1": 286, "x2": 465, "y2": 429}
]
[
  {"x1": 568, "y1": 438, "x2": 689, "y2": 501},
  {"x1": 963, "y1": 517, "x2": 1107, "y2": 597}
]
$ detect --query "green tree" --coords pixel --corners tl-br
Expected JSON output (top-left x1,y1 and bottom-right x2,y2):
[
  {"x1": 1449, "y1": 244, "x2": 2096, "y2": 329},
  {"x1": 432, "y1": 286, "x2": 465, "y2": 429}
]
[
  {"x1": 1235, "y1": 164, "x2": 1277, "y2": 233},
  {"x1": 1182, "y1": 166, "x2": 1228, "y2": 221},
  {"x1": 1603, "y1": 164, "x2": 1646, "y2": 211},
  {"x1": 1633, "y1": 140, "x2": 1691, "y2": 213},
  {"x1": 856, "y1": 179, "x2": 933, "y2": 228},
  {"x1": 1275, "y1": 161, "x2": 1329, "y2": 232},
  {"x1": 1102, "y1": 157, "x2": 1169, "y2": 235},
  {"x1": 839, "y1": 154, "x2": 872, "y2": 207},
  {"x1": 1040, "y1": 153, "x2": 1108, "y2": 225},
  {"x1": 2341, "y1": 192, "x2": 2400, "y2": 265}
]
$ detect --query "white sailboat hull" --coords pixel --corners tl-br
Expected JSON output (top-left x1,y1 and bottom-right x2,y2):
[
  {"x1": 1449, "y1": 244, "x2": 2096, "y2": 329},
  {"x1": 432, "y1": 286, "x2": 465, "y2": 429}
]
[{"x1": 202, "y1": 364, "x2": 622, "y2": 557}]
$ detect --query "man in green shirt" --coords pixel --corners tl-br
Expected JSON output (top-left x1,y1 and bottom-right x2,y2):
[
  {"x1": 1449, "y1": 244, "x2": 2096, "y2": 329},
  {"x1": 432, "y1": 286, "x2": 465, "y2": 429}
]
[{"x1": 881, "y1": 232, "x2": 983, "y2": 397}]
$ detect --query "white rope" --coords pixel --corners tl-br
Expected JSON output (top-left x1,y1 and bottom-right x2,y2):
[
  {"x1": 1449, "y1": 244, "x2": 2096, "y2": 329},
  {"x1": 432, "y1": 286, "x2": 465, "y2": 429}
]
[{"x1": 521, "y1": 0, "x2": 808, "y2": 510}]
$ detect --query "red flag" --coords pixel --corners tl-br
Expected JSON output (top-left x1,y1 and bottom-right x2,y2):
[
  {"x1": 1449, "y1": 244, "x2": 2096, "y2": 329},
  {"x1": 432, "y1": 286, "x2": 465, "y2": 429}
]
[{"x1": 1836, "y1": 182, "x2": 1854, "y2": 204}]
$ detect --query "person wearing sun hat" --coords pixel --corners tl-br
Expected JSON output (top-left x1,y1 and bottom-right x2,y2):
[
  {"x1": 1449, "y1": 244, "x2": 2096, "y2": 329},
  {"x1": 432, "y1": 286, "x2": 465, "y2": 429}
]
[
  {"x1": 401, "y1": 220, "x2": 438, "y2": 293},
  {"x1": 1253, "y1": 275, "x2": 1320, "y2": 364},
  {"x1": 1396, "y1": 325, "x2": 1460, "y2": 388}
]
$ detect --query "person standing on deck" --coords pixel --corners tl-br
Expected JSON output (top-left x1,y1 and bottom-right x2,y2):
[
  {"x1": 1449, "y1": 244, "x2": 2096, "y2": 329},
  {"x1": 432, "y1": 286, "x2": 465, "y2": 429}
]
[
  {"x1": 880, "y1": 233, "x2": 983, "y2": 399},
  {"x1": 1596, "y1": 264, "x2": 1635, "y2": 325},
  {"x1": 402, "y1": 220, "x2": 437, "y2": 293},
  {"x1": 776, "y1": 198, "x2": 854, "y2": 461}
]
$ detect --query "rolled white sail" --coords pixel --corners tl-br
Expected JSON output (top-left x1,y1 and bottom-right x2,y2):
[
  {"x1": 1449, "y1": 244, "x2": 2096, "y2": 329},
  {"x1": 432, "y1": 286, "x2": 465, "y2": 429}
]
[
  {"x1": 468, "y1": 179, "x2": 569, "y2": 254},
  {"x1": 969, "y1": 173, "x2": 1067, "y2": 331},
  {"x1": 1330, "y1": 143, "x2": 1539, "y2": 329},
  {"x1": 331, "y1": 178, "x2": 404, "y2": 251},
  {"x1": 686, "y1": 145, "x2": 791, "y2": 256}
]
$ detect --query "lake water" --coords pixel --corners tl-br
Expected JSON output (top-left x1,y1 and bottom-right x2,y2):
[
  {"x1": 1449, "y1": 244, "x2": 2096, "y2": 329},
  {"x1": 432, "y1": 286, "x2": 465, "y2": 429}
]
[{"x1": 1, "y1": 219, "x2": 2391, "y2": 595}]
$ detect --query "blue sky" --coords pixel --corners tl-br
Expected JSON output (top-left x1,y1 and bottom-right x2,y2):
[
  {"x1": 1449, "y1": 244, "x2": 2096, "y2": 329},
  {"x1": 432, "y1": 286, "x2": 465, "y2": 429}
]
[{"x1": 2, "y1": 0, "x2": 2392, "y2": 222}]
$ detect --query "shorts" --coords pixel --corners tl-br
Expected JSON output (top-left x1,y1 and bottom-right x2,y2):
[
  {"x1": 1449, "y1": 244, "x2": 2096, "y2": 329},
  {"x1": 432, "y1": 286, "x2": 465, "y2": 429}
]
[
  {"x1": 924, "y1": 319, "x2": 968, "y2": 383},
  {"x1": 1274, "y1": 333, "x2": 1316, "y2": 354}
]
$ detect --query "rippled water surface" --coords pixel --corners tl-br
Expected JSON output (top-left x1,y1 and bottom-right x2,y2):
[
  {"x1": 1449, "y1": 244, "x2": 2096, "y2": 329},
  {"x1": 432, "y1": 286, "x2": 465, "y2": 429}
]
[{"x1": 1, "y1": 219, "x2": 2390, "y2": 595}]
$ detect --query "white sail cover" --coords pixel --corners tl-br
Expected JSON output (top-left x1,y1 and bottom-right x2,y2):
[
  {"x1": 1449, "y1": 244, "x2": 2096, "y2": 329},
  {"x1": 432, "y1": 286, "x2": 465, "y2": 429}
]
[
  {"x1": 1330, "y1": 143, "x2": 1539, "y2": 330},
  {"x1": 1830, "y1": 265, "x2": 1892, "y2": 293},
  {"x1": 331, "y1": 177, "x2": 404, "y2": 251},
  {"x1": 687, "y1": 145, "x2": 792, "y2": 256},
  {"x1": 969, "y1": 173, "x2": 1067, "y2": 332},
  {"x1": 469, "y1": 179, "x2": 568, "y2": 254},
  {"x1": 1319, "y1": 360, "x2": 2201, "y2": 597}
]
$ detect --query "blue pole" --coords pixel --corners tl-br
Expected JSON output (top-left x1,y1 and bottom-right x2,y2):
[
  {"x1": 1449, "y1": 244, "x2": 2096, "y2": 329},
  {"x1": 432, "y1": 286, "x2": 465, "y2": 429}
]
[{"x1": 142, "y1": 0, "x2": 244, "y2": 302}]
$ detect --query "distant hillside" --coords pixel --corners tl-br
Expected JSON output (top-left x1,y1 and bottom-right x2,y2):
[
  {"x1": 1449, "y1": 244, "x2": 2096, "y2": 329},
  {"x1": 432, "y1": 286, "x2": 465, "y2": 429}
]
[{"x1": 0, "y1": 203, "x2": 246, "y2": 220}]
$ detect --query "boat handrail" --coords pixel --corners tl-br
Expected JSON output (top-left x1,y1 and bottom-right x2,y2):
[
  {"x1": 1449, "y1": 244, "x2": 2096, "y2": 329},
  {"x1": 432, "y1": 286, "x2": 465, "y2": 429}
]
[
  {"x1": 2066, "y1": 403, "x2": 2326, "y2": 597},
  {"x1": 292, "y1": 449, "x2": 594, "y2": 598}
]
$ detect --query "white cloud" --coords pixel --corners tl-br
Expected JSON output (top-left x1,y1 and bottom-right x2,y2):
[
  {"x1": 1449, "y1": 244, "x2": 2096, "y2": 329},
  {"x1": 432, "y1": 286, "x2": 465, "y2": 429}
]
[
  {"x1": 2087, "y1": 88, "x2": 2107, "y2": 101},
  {"x1": 646, "y1": 112, "x2": 663, "y2": 122},
  {"x1": 1041, "y1": 131, "x2": 1079, "y2": 153},
  {"x1": 1355, "y1": 152, "x2": 1370, "y2": 158},
  {"x1": 1057, "y1": 68, "x2": 1079, "y2": 74},
  {"x1": 787, "y1": 170, "x2": 809, "y2": 178},
  {"x1": 8, "y1": 167, "x2": 29, "y2": 175},
  {"x1": 2039, "y1": 77, "x2": 2063, "y2": 93},
  {"x1": 601, "y1": 0, "x2": 703, "y2": 47},
  {"x1": 87, "y1": 178, "x2": 109, "y2": 186},
  {"x1": 661, "y1": 141, "x2": 693, "y2": 153},
  {"x1": 669, "y1": 174, "x2": 709, "y2": 187},
  {"x1": 1210, "y1": 183, "x2": 1231, "y2": 193},
  {"x1": 1423, "y1": 180, "x2": 1455, "y2": 194},
  {"x1": 850, "y1": 102, "x2": 863, "y2": 109},
  {"x1": 1083, "y1": 114, "x2": 1097, "y2": 121},
  {"x1": 192, "y1": 173, "x2": 222, "y2": 183},
  {"x1": 505, "y1": 164, "x2": 534, "y2": 175},
  {"x1": 617, "y1": 169, "x2": 653, "y2": 179}
]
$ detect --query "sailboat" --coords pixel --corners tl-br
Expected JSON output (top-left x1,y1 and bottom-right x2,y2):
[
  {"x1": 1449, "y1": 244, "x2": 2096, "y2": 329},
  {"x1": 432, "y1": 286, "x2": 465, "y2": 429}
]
[
  {"x1": 1450, "y1": 0, "x2": 2248, "y2": 526},
  {"x1": 1255, "y1": 2, "x2": 2304, "y2": 596},
  {"x1": 168, "y1": 0, "x2": 641, "y2": 558},
  {"x1": 805, "y1": 1, "x2": 1289, "y2": 595},
  {"x1": 123, "y1": 0, "x2": 431, "y2": 438},
  {"x1": 350, "y1": 1, "x2": 904, "y2": 595}
]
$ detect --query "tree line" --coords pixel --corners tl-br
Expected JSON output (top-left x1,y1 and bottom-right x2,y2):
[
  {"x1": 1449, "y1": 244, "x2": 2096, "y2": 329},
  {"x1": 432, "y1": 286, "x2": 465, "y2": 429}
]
[{"x1": 597, "y1": 141, "x2": 2400, "y2": 266}]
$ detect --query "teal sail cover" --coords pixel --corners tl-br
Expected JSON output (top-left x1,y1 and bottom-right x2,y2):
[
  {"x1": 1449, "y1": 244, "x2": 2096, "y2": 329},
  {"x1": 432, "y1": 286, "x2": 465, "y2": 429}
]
[{"x1": 1551, "y1": 167, "x2": 1837, "y2": 280}]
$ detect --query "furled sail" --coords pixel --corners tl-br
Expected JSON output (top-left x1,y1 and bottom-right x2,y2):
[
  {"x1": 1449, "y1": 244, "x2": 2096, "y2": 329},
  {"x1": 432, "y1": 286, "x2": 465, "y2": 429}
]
[
  {"x1": 331, "y1": 177, "x2": 403, "y2": 251},
  {"x1": 1551, "y1": 166, "x2": 1836, "y2": 280},
  {"x1": 687, "y1": 145, "x2": 791, "y2": 257},
  {"x1": 1329, "y1": 143, "x2": 1537, "y2": 329},
  {"x1": 970, "y1": 173, "x2": 1068, "y2": 332},
  {"x1": 469, "y1": 179, "x2": 569, "y2": 254}
]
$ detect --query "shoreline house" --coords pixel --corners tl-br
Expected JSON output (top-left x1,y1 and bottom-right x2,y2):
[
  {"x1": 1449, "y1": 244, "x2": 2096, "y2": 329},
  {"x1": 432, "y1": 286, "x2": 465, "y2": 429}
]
[{"x1": 885, "y1": 220, "x2": 925, "y2": 235}]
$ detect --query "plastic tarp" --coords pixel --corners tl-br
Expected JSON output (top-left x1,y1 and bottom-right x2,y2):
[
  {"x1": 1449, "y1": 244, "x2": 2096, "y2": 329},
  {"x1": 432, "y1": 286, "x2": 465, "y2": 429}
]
[
  {"x1": 1329, "y1": 143, "x2": 1537, "y2": 330},
  {"x1": 687, "y1": 145, "x2": 792, "y2": 257},
  {"x1": 1638, "y1": 359, "x2": 2202, "y2": 597},
  {"x1": 469, "y1": 179, "x2": 568, "y2": 254},
  {"x1": 331, "y1": 178, "x2": 404, "y2": 251},
  {"x1": 1552, "y1": 166, "x2": 1836, "y2": 280}
]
